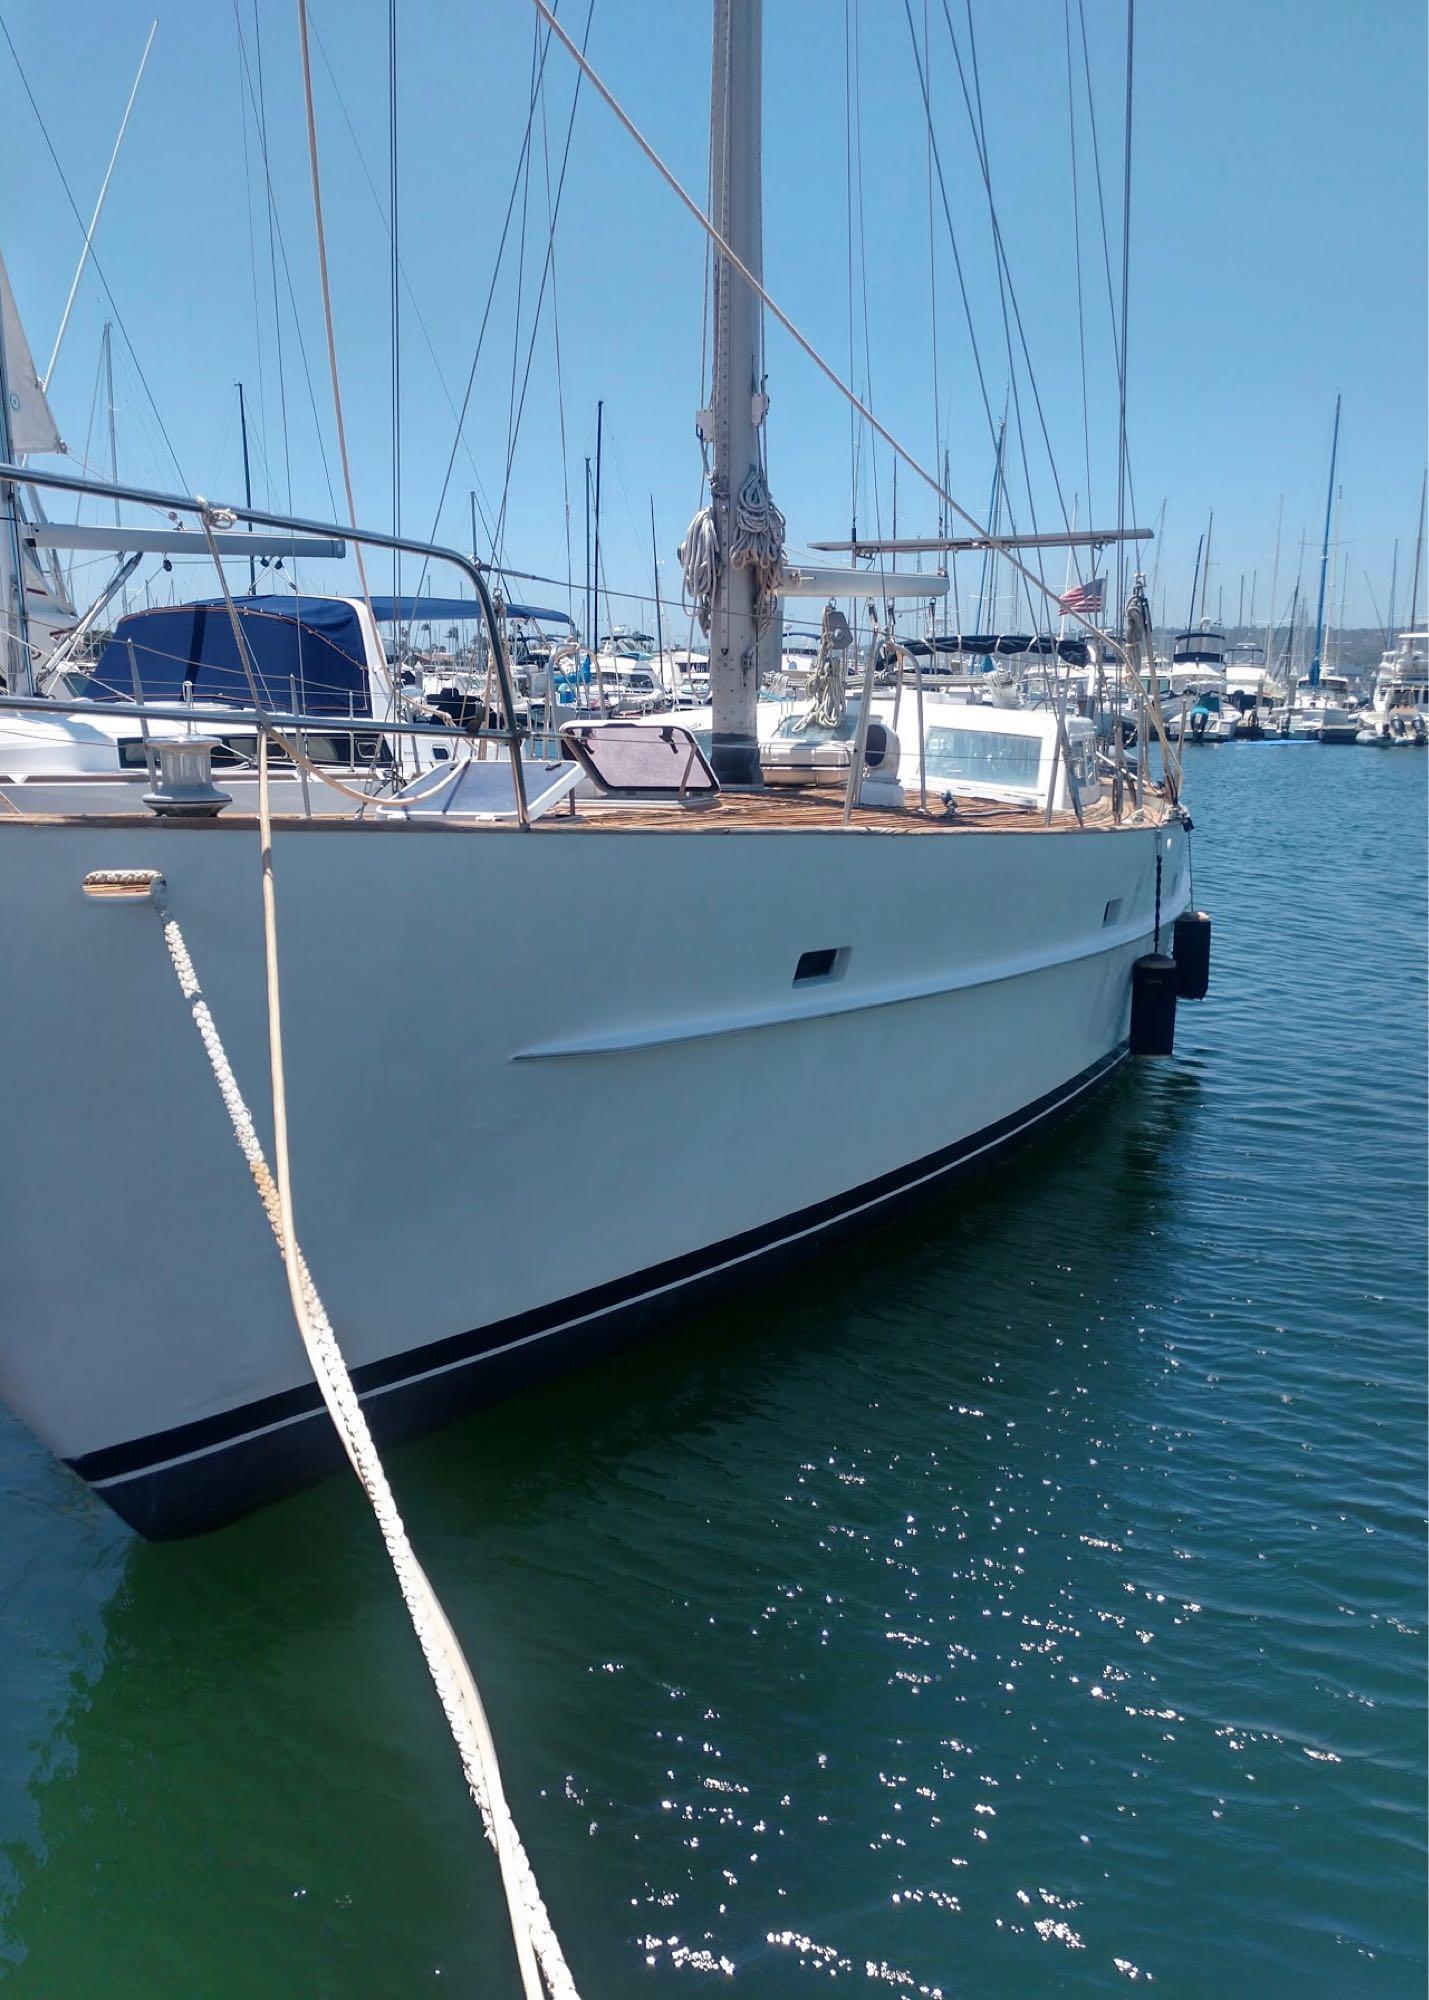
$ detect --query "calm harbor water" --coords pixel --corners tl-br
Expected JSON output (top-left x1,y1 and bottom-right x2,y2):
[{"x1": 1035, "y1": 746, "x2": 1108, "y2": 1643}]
[{"x1": 0, "y1": 747, "x2": 1423, "y2": 1997}]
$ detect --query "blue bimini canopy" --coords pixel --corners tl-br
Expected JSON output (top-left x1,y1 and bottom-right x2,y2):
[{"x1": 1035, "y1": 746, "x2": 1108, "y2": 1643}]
[
  {"x1": 84, "y1": 596, "x2": 374, "y2": 715},
  {"x1": 904, "y1": 632, "x2": 1091, "y2": 668},
  {"x1": 365, "y1": 594, "x2": 574, "y2": 630}
]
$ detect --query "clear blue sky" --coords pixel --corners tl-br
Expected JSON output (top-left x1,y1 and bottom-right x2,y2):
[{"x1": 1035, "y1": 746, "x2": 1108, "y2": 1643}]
[{"x1": 3, "y1": 0, "x2": 1425, "y2": 638}]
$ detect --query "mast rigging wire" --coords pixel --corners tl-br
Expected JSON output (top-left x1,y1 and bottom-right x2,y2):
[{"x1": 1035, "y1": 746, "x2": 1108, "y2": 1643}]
[
  {"x1": 295, "y1": 0, "x2": 373, "y2": 611},
  {"x1": 233, "y1": 3, "x2": 272, "y2": 512},
  {"x1": 1115, "y1": 0, "x2": 1134, "y2": 612},
  {"x1": 418, "y1": 10, "x2": 568, "y2": 575},
  {"x1": 498, "y1": 19, "x2": 543, "y2": 574},
  {"x1": 527, "y1": 0, "x2": 1128, "y2": 655},
  {"x1": 232, "y1": 0, "x2": 340, "y2": 522},
  {"x1": 1062, "y1": 0, "x2": 1093, "y2": 525},
  {"x1": 450, "y1": 2, "x2": 595, "y2": 608},
  {"x1": 389, "y1": 0, "x2": 401, "y2": 611},
  {"x1": 923, "y1": 0, "x2": 943, "y2": 549},
  {"x1": 843, "y1": 0, "x2": 858, "y2": 536},
  {"x1": 948, "y1": 22, "x2": 1061, "y2": 640},
  {"x1": 303, "y1": 7, "x2": 499, "y2": 553},
  {"x1": 1074, "y1": 0, "x2": 1138, "y2": 532},
  {"x1": 898, "y1": 5, "x2": 1003, "y2": 467},
  {"x1": 41, "y1": 19, "x2": 156, "y2": 396},
  {"x1": 249, "y1": 0, "x2": 294, "y2": 518},
  {"x1": 0, "y1": 7, "x2": 185, "y2": 486},
  {"x1": 941, "y1": 1, "x2": 1079, "y2": 583},
  {"x1": 538, "y1": 64, "x2": 577, "y2": 626},
  {"x1": 848, "y1": 0, "x2": 894, "y2": 644}
]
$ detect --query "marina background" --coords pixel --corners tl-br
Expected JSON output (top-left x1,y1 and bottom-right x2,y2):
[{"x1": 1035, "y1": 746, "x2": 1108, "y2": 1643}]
[
  {"x1": 1, "y1": 740, "x2": 1422, "y2": 1994},
  {"x1": 0, "y1": 0, "x2": 1424, "y2": 625}
]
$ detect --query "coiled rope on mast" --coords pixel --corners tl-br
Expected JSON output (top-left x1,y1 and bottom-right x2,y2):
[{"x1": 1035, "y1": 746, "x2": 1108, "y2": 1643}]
[
  {"x1": 677, "y1": 502, "x2": 719, "y2": 634},
  {"x1": 729, "y1": 463, "x2": 786, "y2": 634}
]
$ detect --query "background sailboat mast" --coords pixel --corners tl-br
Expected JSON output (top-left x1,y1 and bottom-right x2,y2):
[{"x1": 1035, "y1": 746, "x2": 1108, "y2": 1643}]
[
  {"x1": 0, "y1": 310, "x2": 30, "y2": 692},
  {"x1": 1308, "y1": 393, "x2": 1341, "y2": 688},
  {"x1": 103, "y1": 321, "x2": 129, "y2": 620},
  {"x1": 1407, "y1": 471, "x2": 1426, "y2": 635},
  {"x1": 1198, "y1": 510, "x2": 1213, "y2": 623},
  {"x1": 1184, "y1": 531, "x2": 1204, "y2": 635},
  {"x1": 708, "y1": 0, "x2": 771, "y2": 783},
  {"x1": 1263, "y1": 494, "x2": 1282, "y2": 669},
  {"x1": 649, "y1": 494, "x2": 666, "y2": 672},
  {"x1": 237, "y1": 380, "x2": 256, "y2": 594}
]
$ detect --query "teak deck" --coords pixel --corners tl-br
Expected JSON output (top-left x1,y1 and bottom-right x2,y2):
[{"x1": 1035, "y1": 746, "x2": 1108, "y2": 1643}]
[{"x1": 3, "y1": 786, "x2": 1167, "y2": 836}]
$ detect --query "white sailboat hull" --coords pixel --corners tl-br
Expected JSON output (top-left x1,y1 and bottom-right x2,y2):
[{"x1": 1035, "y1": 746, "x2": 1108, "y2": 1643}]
[{"x1": 0, "y1": 810, "x2": 1189, "y2": 1534}]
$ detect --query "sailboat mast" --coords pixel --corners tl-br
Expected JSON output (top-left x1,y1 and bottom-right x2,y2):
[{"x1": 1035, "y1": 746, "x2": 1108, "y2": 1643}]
[
  {"x1": 1386, "y1": 539, "x2": 1398, "y2": 639},
  {"x1": 1308, "y1": 393, "x2": 1340, "y2": 687},
  {"x1": 975, "y1": 416, "x2": 1005, "y2": 630},
  {"x1": 649, "y1": 494, "x2": 665, "y2": 673},
  {"x1": 1407, "y1": 470, "x2": 1426, "y2": 634},
  {"x1": 1184, "y1": 532, "x2": 1204, "y2": 634},
  {"x1": 708, "y1": 0, "x2": 774, "y2": 783},
  {"x1": 103, "y1": 322, "x2": 129, "y2": 619},
  {"x1": 1327, "y1": 483, "x2": 1344, "y2": 671},
  {"x1": 1263, "y1": 494, "x2": 1282, "y2": 669},
  {"x1": 1198, "y1": 510, "x2": 1212, "y2": 623},
  {"x1": 592, "y1": 398, "x2": 604, "y2": 659},
  {"x1": 0, "y1": 300, "x2": 31, "y2": 693},
  {"x1": 237, "y1": 379, "x2": 256, "y2": 594}
]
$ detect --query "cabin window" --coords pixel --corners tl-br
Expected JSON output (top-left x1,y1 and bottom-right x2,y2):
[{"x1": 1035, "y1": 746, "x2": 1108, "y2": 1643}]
[
  {"x1": 774, "y1": 714, "x2": 857, "y2": 743},
  {"x1": 793, "y1": 947, "x2": 849, "y2": 986},
  {"x1": 922, "y1": 725, "x2": 1041, "y2": 788}
]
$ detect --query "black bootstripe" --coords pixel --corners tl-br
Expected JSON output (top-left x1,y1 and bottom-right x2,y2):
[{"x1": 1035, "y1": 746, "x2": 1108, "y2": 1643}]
[{"x1": 69, "y1": 1047, "x2": 1125, "y2": 1509}]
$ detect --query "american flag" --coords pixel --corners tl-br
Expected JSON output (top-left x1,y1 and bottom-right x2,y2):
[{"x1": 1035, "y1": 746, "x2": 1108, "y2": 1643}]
[{"x1": 1058, "y1": 576, "x2": 1104, "y2": 615}]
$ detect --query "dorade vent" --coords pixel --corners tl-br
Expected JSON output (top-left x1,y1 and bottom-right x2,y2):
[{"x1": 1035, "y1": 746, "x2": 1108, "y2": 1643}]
[{"x1": 793, "y1": 947, "x2": 849, "y2": 986}]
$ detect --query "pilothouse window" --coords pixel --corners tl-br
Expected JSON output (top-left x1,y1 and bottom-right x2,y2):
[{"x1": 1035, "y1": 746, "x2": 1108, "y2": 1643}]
[{"x1": 922, "y1": 726, "x2": 1041, "y2": 788}]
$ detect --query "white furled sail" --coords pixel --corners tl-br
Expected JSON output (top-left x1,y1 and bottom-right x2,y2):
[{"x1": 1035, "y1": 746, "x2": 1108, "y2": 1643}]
[{"x1": 0, "y1": 249, "x2": 62, "y2": 455}]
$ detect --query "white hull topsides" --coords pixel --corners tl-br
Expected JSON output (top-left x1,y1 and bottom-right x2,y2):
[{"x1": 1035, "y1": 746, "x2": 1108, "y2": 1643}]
[{"x1": 1, "y1": 807, "x2": 1189, "y2": 1534}]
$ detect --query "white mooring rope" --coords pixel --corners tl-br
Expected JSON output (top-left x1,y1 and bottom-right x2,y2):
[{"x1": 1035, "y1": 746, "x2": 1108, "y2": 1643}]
[{"x1": 137, "y1": 740, "x2": 578, "y2": 2000}]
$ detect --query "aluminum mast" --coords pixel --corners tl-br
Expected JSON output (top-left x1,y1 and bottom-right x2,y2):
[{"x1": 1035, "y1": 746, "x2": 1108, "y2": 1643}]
[
  {"x1": 1308, "y1": 394, "x2": 1341, "y2": 689},
  {"x1": 0, "y1": 301, "x2": 30, "y2": 694},
  {"x1": 706, "y1": 0, "x2": 775, "y2": 784}
]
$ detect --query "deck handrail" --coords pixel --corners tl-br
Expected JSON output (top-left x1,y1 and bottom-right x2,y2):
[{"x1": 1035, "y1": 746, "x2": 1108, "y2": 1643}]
[{"x1": 0, "y1": 460, "x2": 531, "y2": 824}]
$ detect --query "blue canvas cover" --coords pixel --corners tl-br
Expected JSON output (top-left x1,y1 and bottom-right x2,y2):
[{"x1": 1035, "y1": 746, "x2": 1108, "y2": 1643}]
[
  {"x1": 365, "y1": 595, "x2": 573, "y2": 629},
  {"x1": 904, "y1": 633, "x2": 1091, "y2": 668},
  {"x1": 84, "y1": 596, "x2": 374, "y2": 715}
]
